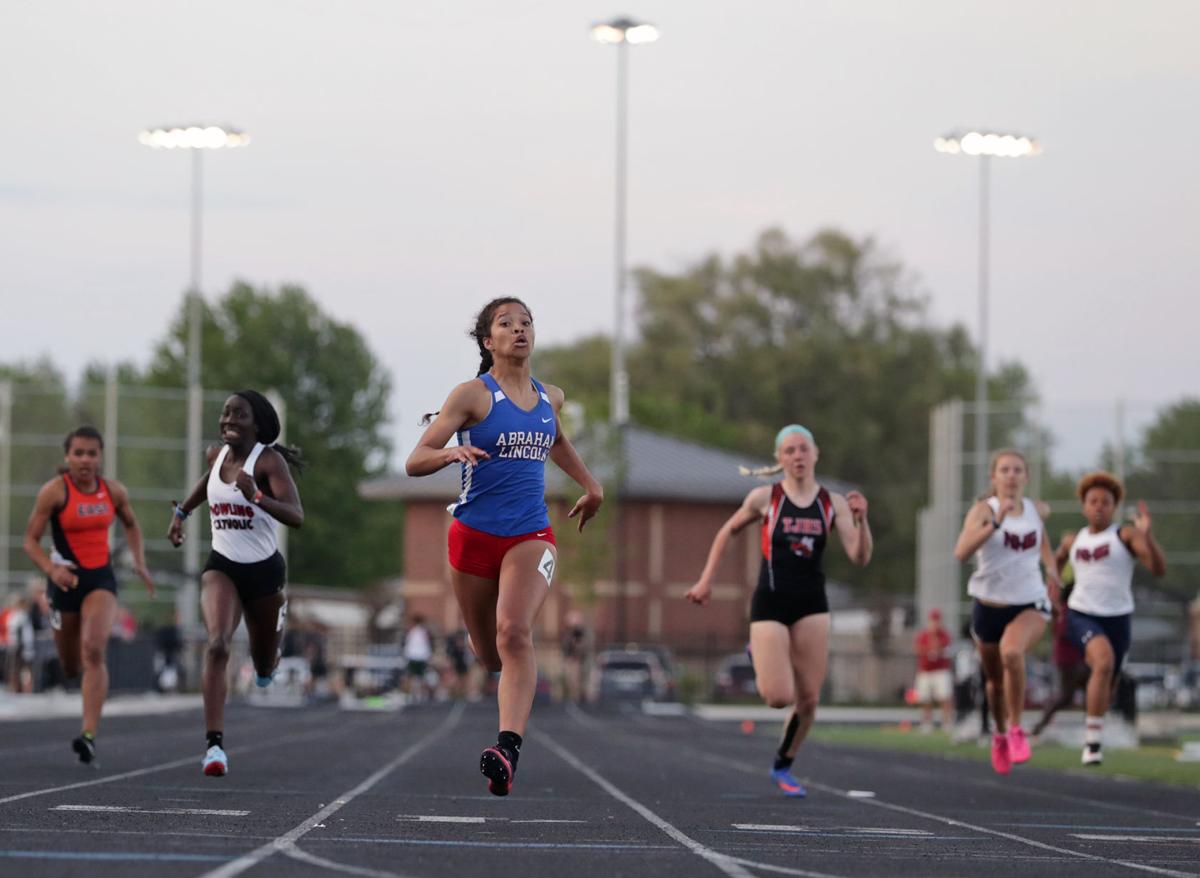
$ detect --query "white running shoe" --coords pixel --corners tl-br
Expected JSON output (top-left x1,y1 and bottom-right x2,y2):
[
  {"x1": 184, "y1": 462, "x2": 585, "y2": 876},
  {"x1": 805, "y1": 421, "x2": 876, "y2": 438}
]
[
  {"x1": 202, "y1": 745, "x2": 229, "y2": 777},
  {"x1": 1081, "y1": 744, "x2": 1103, "y2": 766}
]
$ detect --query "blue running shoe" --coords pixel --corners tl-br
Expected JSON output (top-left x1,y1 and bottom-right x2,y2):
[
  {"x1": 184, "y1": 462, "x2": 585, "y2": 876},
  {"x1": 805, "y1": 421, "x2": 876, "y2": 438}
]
[
  {"x1": 770, "y1": 766, "x2": 806, "y2": 797},
  {"x1": 255, "y1": 672, "x2": 275, "y2": 688}
]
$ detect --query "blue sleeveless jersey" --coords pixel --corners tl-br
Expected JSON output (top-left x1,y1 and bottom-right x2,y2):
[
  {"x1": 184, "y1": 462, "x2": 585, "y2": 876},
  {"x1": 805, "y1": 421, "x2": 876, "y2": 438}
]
[{"x1": 449, "y1": 374, "x2": 556, "y2": 536}]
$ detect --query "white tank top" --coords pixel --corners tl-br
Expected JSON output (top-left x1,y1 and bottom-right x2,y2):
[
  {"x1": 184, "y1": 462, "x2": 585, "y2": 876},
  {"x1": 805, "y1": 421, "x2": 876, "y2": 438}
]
[
  {"x1": 967, "y1": 496, "x2": 1047, "y2": 605},
  {"x1": 1067, "y1": 523, "x2": 1136, "y2": 616},
  {"x1": 207, "y1": 443, "x2": 278, "y2": 563}
]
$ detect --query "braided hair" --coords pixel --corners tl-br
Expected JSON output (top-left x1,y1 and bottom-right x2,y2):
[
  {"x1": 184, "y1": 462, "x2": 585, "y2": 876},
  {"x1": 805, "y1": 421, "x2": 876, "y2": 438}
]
[
  {"x1": 419, "y1": 296, "x2": 533, "y2": 425},
  {"x1": 234, "y1": 389, "x2": 305, "y2": 472}
]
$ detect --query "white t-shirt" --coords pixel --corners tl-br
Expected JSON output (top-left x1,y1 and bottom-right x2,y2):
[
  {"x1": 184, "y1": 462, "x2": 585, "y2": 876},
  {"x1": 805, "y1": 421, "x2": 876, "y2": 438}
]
[
  {"x1": 967, "y1": 496, "x2": 1047, "y2": 605},
  {"x1": 1068, "y1": 523, "x2": 1136, "y2": 617},
  {"x1": 404, "y1": 625, "x2": 433, "y2": 662}
]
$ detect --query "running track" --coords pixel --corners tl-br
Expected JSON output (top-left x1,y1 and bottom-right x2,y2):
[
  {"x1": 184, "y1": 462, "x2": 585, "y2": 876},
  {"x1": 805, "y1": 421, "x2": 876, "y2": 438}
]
[{"x1": 1, "y1": 701, "x2": 1197, "y2": 877}]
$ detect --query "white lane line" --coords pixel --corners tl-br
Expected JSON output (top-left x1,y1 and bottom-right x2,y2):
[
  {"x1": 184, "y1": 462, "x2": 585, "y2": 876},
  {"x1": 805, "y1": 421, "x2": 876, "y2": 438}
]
[
  {"x1": 513, "y1": 819, "x2": 587, "y2": 824},
  {"x1": 692, "y1": 745, "x2": 1200, "y2": 878},
  {"x1": 52, "y1": 805, "x2": 249, "y2": 817},
  {"x1": 804, "y1": 780, "x2": 1200, "y2": 878},
  {"x1": 1072, "y1": 834, "x2": 1200, "y2": 843},
  {"x1": 404, "y1": 816, "x2": 486, "y2": 824},
  {"x1": 664, "y1": 708, "x2": 1197, "y2": 825},
  {"x1": 538, "y1": 730, "x2": 838, "y2": 878},
  {"x1": 585, "y1": 711, "x2": 1200, "y2": 878},
  {"x1": 199, "y1": 703, "x2": 463, "y2": 878},
  {"x1": 732, "y1": 824, "x2": 812, "y2": 833},
  {"x1": 284, "y1": 844, "x2": 405, "y2": 878},
  {"x1": 0, "y1": 714, "x2": 380, "y2": 807}
]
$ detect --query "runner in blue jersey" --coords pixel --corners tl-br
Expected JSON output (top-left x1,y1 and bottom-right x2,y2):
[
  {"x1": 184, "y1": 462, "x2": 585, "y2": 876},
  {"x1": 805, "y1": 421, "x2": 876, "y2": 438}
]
[{"x1": 406, "y1": 297, "x2": 603, "y2": 796}]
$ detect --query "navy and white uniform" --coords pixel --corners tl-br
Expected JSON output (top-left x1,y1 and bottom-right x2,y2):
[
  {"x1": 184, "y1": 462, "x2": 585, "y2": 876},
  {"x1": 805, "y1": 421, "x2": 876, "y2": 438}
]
[
  {"x1": 202, "y1": 443, "x2": 286, "y2": 603},
  {"x1": 968, "y1": 496, "x2": 1051, "y2": 644},
  {"x1": 1067, "y1": 523, "x2": 1135, "y2": 668},
  {"x1": 750, "y1": 484, "x2": 834, "y2": 626}
]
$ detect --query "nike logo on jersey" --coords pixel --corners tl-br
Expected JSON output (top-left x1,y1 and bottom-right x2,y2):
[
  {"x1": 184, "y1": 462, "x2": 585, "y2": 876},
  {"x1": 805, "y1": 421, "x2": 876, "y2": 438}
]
[
  {"x1": 536, "y1": 532, "x2": 547, "y2": 537},
  {"x1": 541, "y1": 417, "x2": 553, "y2": 423}
]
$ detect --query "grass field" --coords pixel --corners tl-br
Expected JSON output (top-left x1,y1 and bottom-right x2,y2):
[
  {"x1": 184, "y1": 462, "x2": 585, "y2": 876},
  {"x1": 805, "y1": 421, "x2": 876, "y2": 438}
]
[{"x1": 807, "y1": 724, "x2": 1200, "y2": 787}]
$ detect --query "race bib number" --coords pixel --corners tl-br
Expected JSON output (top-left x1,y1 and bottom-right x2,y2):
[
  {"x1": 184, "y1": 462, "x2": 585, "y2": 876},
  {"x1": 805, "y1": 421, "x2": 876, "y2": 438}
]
[
  {"x1": 276, "y1": 599, "x2": 288, "y2": 632},
  {"x1": 50, "y1": 609, "x2": 62, "y2": 631},
  {"x1": 538, "y1": 549, "x2": 556, "y2": 587}
]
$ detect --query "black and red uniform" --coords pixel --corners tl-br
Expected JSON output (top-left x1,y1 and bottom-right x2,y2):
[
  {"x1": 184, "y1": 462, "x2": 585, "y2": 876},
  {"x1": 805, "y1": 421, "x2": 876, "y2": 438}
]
[
  {"x1": 750, "y1": 483, "x2": 835, "y2": 625},
  {"x1": 47, "y1": 475, "x2": 118, "y2": 615}
]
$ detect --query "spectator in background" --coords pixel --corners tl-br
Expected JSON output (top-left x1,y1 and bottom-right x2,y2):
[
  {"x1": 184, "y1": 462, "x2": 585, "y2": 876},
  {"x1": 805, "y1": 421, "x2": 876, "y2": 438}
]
[
  {"x1": 403, "y1": 615, "x2": 434, "y2": 700},
  {"x1": 155, "y1": 613, "x2": 183, "y2": 693},
  {"x1": 6, "y1": 596, "x2": 35, "y2": 693},
  {"x1": 445, "y1": 628, "x2": 475, "y2": 701},
  {"x1": 560, "y1": 610, "x2": 590, "y2": 704},
  {"x1": 913, "y1": 608, "x2": 953, "y2": 732}
]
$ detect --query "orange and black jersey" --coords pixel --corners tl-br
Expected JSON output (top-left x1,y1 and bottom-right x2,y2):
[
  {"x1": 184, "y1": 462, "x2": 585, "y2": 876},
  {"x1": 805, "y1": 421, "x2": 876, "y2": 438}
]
[
  {"x1": 759, "y1": 483, "x2": 835, "y2": 593},
  {"x1": 50, "y1": 475, "x2": 114, "y2": 570}
]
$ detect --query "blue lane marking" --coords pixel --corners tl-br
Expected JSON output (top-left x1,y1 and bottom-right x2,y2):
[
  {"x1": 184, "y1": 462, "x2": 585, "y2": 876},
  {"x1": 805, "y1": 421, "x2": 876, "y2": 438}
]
[
  {"x1": 0, "y1": 850, "x2": 230, "y2": 862},
  {"x1": 995, "y1": 824, "x2": 1200, "y2": 833},
  {"x1": 313, "y1": 837, "x2": 679, "y2": 851}
]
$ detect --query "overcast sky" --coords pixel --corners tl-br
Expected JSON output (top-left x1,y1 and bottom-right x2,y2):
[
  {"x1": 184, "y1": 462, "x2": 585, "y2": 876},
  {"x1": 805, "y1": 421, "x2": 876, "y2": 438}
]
[{"x1": 2, "y1": 1, "x2": 1196, "y2": 470}]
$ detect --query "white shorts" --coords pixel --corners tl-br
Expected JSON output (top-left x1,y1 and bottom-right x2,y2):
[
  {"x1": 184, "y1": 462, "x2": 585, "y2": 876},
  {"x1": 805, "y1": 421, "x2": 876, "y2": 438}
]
[{"x1": 914, "y1": 669, "x2": 953, "y2": 703}]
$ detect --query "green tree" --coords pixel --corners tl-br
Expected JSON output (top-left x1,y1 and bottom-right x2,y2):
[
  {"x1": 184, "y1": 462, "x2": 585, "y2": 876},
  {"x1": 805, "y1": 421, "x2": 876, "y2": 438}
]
[
  {"x1": 1, "y1": 359, "x2": 73, "y2": 589},
  {"x1": 1124, "y1": 399, "x2": 1200, "y2": 600},
  {"x1": 139, "y1": 283, "x2": 403, "y2": 587},
  {"x1": 538, "y1": 227, "x2": 1038, "y2": 595}
]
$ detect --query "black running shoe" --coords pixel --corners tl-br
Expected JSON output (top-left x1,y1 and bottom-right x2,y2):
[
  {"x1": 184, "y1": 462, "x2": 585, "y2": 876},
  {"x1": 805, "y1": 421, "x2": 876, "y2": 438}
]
[
  {"x1": 480, "y1": 745, "x2": 515, "y2": 796},
  {"x1": 72, "y1": 735, "x2": 96, "y2": 766}
]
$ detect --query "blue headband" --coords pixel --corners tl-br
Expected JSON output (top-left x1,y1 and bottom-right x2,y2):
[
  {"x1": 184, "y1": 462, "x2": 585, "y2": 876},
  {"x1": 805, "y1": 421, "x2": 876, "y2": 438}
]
[{"x1": 775, "y1": 424, "x2": 814, "y2": 450}]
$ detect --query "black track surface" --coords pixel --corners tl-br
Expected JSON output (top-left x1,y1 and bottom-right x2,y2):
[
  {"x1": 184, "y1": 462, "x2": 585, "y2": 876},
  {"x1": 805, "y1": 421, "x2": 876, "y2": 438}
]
[{"x1": 1, "y1": 701, "x2": 1197, "y2": 877}]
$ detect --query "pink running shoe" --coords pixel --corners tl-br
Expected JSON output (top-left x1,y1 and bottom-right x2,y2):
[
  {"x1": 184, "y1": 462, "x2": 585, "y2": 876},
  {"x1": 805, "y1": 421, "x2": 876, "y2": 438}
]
[
  {"x1": 990, "y1": 732, "x2": 1011, "y2": 775},
  {"x1": 1007, "y1": 725, "x2": 1031, "y2": 764}
]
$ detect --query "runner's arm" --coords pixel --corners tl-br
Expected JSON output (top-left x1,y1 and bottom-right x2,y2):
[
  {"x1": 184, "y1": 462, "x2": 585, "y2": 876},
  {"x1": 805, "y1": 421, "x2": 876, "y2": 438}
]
[{"x1": 406, "y1": 381, "x2": 490, "y2": 476}]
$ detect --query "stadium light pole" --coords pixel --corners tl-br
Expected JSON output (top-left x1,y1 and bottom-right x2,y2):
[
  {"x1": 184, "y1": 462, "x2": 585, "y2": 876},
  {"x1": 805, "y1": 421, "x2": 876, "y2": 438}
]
[
  {"x1": 592, "y1": 17, "x2": 658, "y2": 645},
  {"x1": 934, "y1": 130, "x2": 1040, "y2": 495},
  {"x1": 139, "y1": 124, "x2": 249, "y2": 637},
  {"x1": 591, "y1": 17, "x2": 658, "y2": 426}
]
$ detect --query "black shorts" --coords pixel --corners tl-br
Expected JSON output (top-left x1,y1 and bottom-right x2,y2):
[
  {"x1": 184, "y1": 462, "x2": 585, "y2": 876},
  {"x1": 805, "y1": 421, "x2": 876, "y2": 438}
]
[
  {"x1": 1068, "y1": 610, "x2": 1132, "y2": 671},
  {"x1": 47, "y1": 564, "x2": 117, "y2": 615},
  {"x1": 970, "y1": 598, "x2": 1052, "y2": 645},
  {"x1": 750, "y1": 582, "x2": 830, "y2": 627},
  {"x1": 203, "y1": 550, "x2": 286, "y2": 605}
]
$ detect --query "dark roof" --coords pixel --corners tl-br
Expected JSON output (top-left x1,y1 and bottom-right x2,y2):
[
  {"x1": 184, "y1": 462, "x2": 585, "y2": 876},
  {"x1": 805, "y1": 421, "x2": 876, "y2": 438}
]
[{"x1": 360, "y1": 425, "x2": 851, "y2": 505}]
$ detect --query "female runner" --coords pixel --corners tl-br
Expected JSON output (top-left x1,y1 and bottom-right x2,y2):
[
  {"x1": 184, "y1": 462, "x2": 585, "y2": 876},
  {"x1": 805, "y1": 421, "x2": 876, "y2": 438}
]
[
  {"x1": 406, "y1": 297, "x2": 603, "y2": 796},
  {"x1": 1056, "y1": 471, "x2": 1165, "y2": 764},
  {"x1": 686, "y1": 425, "x2": 872, "y2": 797},
  {"x1": 954, "y1": 448, "x2": 1060, "y2": 774},
  {"x1": 23, "y1": 426, "x2": 154, "y2": 764},
  {"x1": 168, "y1": 390, "x2": 304, "y2": 776}
]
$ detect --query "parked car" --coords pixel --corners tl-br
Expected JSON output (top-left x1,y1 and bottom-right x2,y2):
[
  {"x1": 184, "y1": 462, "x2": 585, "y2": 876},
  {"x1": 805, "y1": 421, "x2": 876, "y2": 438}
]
[
  {"x1": 712, "y1": 651, "x2": 758, "y2": 702},
  {"x1": 592, "y1": 646, "x2": 672, "y2": 703}
]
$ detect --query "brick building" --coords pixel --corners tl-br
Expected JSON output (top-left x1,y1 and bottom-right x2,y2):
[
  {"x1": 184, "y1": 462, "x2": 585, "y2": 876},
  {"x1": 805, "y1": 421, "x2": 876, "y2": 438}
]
[{"x1": 361, "y1": 426, "x2": 850, "y2": 661}]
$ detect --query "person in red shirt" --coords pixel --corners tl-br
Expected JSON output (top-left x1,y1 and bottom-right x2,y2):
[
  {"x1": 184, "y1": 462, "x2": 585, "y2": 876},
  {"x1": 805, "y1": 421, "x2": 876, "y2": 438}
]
[{"x1": 913, "y1": 608, "x2": 953, "y2": 732}]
